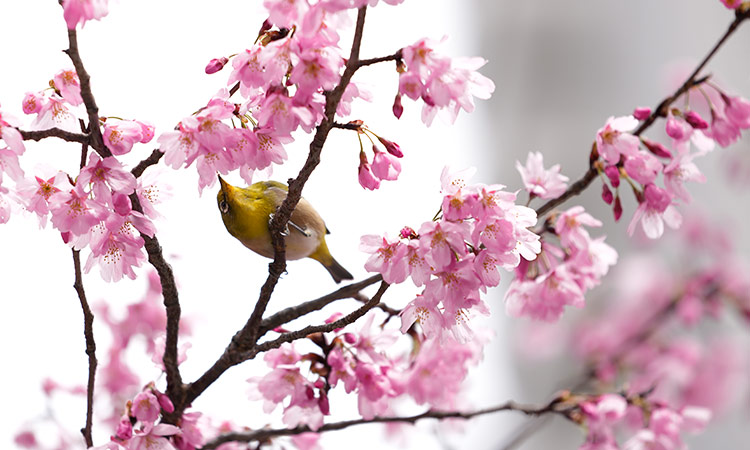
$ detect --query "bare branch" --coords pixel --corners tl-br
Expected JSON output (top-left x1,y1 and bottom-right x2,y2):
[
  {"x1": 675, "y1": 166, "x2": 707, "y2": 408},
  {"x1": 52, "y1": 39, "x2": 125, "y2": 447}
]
[
  {"x1": 71, "y1": 250, "x2": 96, "y2": 448},
  {"x1": 258, "y1": 274, "x2": 383, "y2": 337}
]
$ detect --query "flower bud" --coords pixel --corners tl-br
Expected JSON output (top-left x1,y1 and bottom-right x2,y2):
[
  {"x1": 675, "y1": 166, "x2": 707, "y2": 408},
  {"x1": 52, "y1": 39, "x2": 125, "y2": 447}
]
[
  {"x1": 377, "y1": 136, "x2": 403, "y2": 158},
  {"x1": 601, "y1": 183, "x2": 613, "y2": 205},
  {"x1": 632, "y1": 106, "x2": 651, "y2": 120},
  {"x1": 205, "y1": 57, "x2": 229, "y2": 74},
  {"x1": 613, "y1": 195, "x2": 622, "y2": 222},
  {"x1": 392, "y1": 94, "x2": 403, "y2": 119},
  {"x1": 684, "y1": 110, "x2": 708, "y2": 129},
  {"x1": 604, "y1": 165, "x2": 620, "y2": 188},
  {"x1": 641, "y1": 137, "x2": 672, "y2": 159}
]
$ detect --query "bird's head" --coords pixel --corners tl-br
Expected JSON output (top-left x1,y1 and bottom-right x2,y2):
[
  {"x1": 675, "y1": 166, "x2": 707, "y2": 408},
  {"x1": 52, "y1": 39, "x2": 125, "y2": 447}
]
[{"x1": 217, "y1": 175, "x2": 236, "y2": 216}]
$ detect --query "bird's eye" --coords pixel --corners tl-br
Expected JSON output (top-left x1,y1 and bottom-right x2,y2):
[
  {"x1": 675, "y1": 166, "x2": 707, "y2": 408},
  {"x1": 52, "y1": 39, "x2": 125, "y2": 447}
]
[{"x1": 219, "y1": 199, "x2": 229, "y2": 213}]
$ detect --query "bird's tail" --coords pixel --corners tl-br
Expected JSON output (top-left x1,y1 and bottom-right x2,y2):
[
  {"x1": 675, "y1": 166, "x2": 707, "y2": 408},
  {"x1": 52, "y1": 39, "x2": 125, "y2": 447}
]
[{"x1": 323, "y1": 256, "x2": 354, "y2": 284}]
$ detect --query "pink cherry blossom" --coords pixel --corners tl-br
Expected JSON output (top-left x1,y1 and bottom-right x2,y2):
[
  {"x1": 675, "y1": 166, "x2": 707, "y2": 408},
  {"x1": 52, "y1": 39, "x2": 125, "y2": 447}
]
[
  {"x1": 371, "y1": 149, "x2": 402, "y2": 181},
  {"x1": 663, "y1": 152, "x2": 706, "y2": 202},
  {"x1": 84, "y1": 215, "x2": 147, "y2": 282},
  {"x1": 22, "y1": 92, "x2": 44, "y2": 115},
  {"x1": 596, "y1": 115, "x2": 640, "y2": 164},
  {"x1": 723, "y1": 94, "x2": 750, "y2": 129},
  {"x1": 15, "y1": 172, "x2": 72, "y2": 227},
  {"x1": 623, "y1": 150, "x2": 662, "y2": 185},
  {"x1": 103, "y1": 119, "x2": 148, "y2": 155},
  {"x1": 0, "y1": 109, "x2": 25, "y2": 155},
  {"x1": 555, "y1": 205, "x2": 602, "y2": 249},
  {"x1": 516, "y1": 151, "x2": 569, "y2": 199},
  {"x1": 30, "y1": 94, "x2": 79, "y2": 132},
  {"x1": 417, "y1": 220, "x2": 468, "y2": 272},
  {"x1": 52, "y1": 69, "x2": 83, "y2": 106},
  {"x1": 505, "y1": 266, "x2": 585, "y2": 322},
  {"x1": 357, "y1": 152, "x2": 380, "y2": 190},
  {"x1": 129, "y1": 423, "x2": 180, "y2": 450},
  {"x1": 360, "y1": 234, "x2": 409, "y2": 284},
  {"x1": 49, "y1": 185, "x2": 104, "y2": 238},
  {"x1": 627, "y1": 183, "x2": 682, "y2": 239},
  {"x1": 62, "y1": 0, "x2": 109, "y2": 29},
  {"x1": 78, "y1": 153, "x2": 137, "y2": 206},
  {"x1": 707, "y1": 109, "x2": 741, "y2": 147},
  {"x1": 131, "y1": 390, "x2": 161, "y2": 425}
]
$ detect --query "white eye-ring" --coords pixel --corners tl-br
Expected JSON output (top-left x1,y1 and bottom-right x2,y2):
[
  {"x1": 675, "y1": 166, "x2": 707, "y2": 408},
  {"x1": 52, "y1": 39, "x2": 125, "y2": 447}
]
[{"x1": 219, "y1": 199, "x2": 229, "y2": 213}]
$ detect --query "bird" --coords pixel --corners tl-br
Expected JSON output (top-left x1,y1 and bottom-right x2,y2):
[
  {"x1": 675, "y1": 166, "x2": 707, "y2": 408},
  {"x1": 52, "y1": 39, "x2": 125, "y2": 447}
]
[{"x1": 216, "y1": 175, "x2": 354, "y2": 283}]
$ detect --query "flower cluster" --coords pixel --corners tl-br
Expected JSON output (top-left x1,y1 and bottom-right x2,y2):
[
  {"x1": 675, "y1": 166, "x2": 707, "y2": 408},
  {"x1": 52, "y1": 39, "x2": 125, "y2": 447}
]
[
  {"x1": 361, "y1": 167, "x2": 542, "y2": 340},
  {"x1": 398, "y1": 37, "x2": 496, "y2": 126},
  {"x1": 249, "y1": 311, "x2": 485, "y2": 430},
  {"x1": 355, "y1": 125, "x2": 404, "y2": 190},
  {"x1": 594, "y1": 84, "x2": 750, "y2": 240}
]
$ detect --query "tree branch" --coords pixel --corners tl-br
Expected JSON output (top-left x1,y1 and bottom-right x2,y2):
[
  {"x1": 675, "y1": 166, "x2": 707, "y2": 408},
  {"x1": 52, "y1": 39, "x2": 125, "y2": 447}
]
[
  {"x1": 201, "y1": 395, "x2": 568, "y2": 449},
  {"x1": 71, "y1": 249, "x2": 96, "y2": 448},
  {"x1": 131, "y1": 149, "x2": 164, "y2": 178},
  {"x1": 258, "y1": 274, "x2": 383, "y2": 337},
  {"x1": 18, "y1": 127, "x2": 90, "y2": 145},
  {"x1": 63, "y1": 28, "x2": 110, "y2": 157},
  {"x1": 533, "y1": 9, "x2": 750, "y2": 219},
  {"x1": 249, "y1": 281, "x2": 389, "y2": 357},
  {"x1": 356, "y1": 49, "x2": 402, "y2": 68}
]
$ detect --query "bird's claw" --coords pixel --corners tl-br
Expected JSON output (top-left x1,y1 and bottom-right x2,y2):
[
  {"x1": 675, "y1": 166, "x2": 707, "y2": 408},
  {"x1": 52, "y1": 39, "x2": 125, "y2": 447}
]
[{"x1": 269, "y1": 213, "x2": 290, "y2": 237}]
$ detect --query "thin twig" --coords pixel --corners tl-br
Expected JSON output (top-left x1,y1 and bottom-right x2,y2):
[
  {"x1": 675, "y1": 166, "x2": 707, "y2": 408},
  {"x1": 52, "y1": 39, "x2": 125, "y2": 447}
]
[
  {"x1": 71, "y1": 250, "x2": 96, "y2": 448},
  {"x1": 131, "y1": 149, "x2": 164, "y2": 178},
  {"x1": 201, "y1": 396, "x2": 567, "y2": 449},
  {"x1": 356, "y1": 49, "x2": 402, "y2": 68}
]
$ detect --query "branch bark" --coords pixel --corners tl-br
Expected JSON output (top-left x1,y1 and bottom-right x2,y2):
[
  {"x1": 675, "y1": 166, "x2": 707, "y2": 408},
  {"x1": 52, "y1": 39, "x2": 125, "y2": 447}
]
[{"x1": 71, "y1": 249, "x2": 96, "y2": 448}]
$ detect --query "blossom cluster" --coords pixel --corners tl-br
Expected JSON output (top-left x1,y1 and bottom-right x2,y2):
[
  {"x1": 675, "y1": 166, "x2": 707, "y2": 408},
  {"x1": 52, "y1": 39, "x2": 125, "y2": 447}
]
[
  {"x1": 361, "y1": 167, "x2": 543, "y2": 338},
  {"x1": 593, "y1": 84, "x2": 750, "y2": 239},
  {"x1": 249, "y1": 311, "x2": 485, "y2": 433},
  {"x1": 162, "y1": 3, "x2": 493, "y2": 193},
  {"x1": 579, "y1": 393, "x2": 710, "y2": 450}
]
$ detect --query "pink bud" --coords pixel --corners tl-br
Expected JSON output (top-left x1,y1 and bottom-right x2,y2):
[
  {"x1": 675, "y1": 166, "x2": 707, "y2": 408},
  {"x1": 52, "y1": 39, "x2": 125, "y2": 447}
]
[
  {"x1": 377, "y1": 136, "x2": 403, "y2": 158},
  {"x1": 684, "y1": 110, "x2": 708, "y2": 129},
  {"x1": 601, "y1": 183, "x2": 613, "y2": 204},
  {"x1": 60, "y1": 231, "x2": 72, "y2": 244},
  {"x1": 392, "y1": 94, "x2": 403, "y2": 119},
  {"x1": 205, "y1": 57, "x2": 229, "y2": 74},
  {"x1": 325, "y1": 312, "x2": 344, "y2": 324},
  {"x1": 666, "y1": 112, "x2": 690, "y2": 140},
  {"x1": 604, "y1": 165, "x2": 620, "y2": 188},
  {"x1": 343, "y1": 332, "x2": 357, "y2": 344},
  {"x1": 632, "y1": 106, "x2": 651, "y2": 120},
  {"x1": 112, "y1": 193, "x2": 132, "y2": 216},
  {"x1": 399, "y1": 226, "x2": 416, "y2": 239},
  {"x1": 156, "y1": 391, "x2": 174, "y2": 413},
  {"x1": 318, "y1": 391, "x2": 330, "y2": 415},
  {"x1": 613, "y1": 195, "x2": 622, "y2": 221},
  {"x1": 642, "y1": 137, "x2": 672, "y2": 159}
]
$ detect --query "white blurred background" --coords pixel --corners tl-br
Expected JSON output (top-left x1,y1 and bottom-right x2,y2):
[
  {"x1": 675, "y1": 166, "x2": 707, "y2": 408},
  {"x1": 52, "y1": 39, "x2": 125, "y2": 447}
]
[{"x1": 1, "y1": 1, "x2": 749, "y2": 449}]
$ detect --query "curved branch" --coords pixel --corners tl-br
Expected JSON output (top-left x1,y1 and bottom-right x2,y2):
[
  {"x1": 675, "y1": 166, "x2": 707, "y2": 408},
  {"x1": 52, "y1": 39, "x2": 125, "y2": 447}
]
[{"x1": 18, "y1": 128, "x2": 90, "y2": 144}]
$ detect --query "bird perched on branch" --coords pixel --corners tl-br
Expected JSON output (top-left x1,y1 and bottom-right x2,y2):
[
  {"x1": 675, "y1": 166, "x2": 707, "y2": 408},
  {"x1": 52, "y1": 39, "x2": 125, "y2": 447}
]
[{"x1": 216, "y1": 176, "x2": 353, "y2": 283}]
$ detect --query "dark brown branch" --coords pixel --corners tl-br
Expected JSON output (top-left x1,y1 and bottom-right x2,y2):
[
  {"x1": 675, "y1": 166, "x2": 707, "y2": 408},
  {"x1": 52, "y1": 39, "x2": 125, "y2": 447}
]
[
  {"x1": 131, "y1": 149, "x2": 164, "y2": 178},
  {"x1": 356, "y1": 49, "x2": 402, "y2": 68},
  {"x1": 18, "y1": 128, "x2": 90, "y2": 144},
  {"x1": 64, "y1": 28, "x2": 110, "y2": 157},
  {"x1": 128, "y1": 194, "x2": 185, "y2": 418},
  {"x1": 184, "y1": 280, "x2": 387, "y2": 409},
  {"x1": 258, "y1": 274, "x2": 383, "y2": 337},
  {"x1": 201, "y1": 395, "x2": 567, "y2": 449},
  {"x1": 249, "y1": 281, "x2": 389, "y2": 357},
  {"x1": 72, "y1": 250, "x2": 96, "y2": 448},
  {"x1": 533, "y1": 9, "x2": 749, "y2": 219}
]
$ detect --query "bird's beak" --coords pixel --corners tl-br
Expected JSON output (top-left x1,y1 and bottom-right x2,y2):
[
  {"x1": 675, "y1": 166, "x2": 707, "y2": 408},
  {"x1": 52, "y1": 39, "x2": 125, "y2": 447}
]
[{"x1": 218, "y1": 174, "x2": 230, "y2": 194}]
